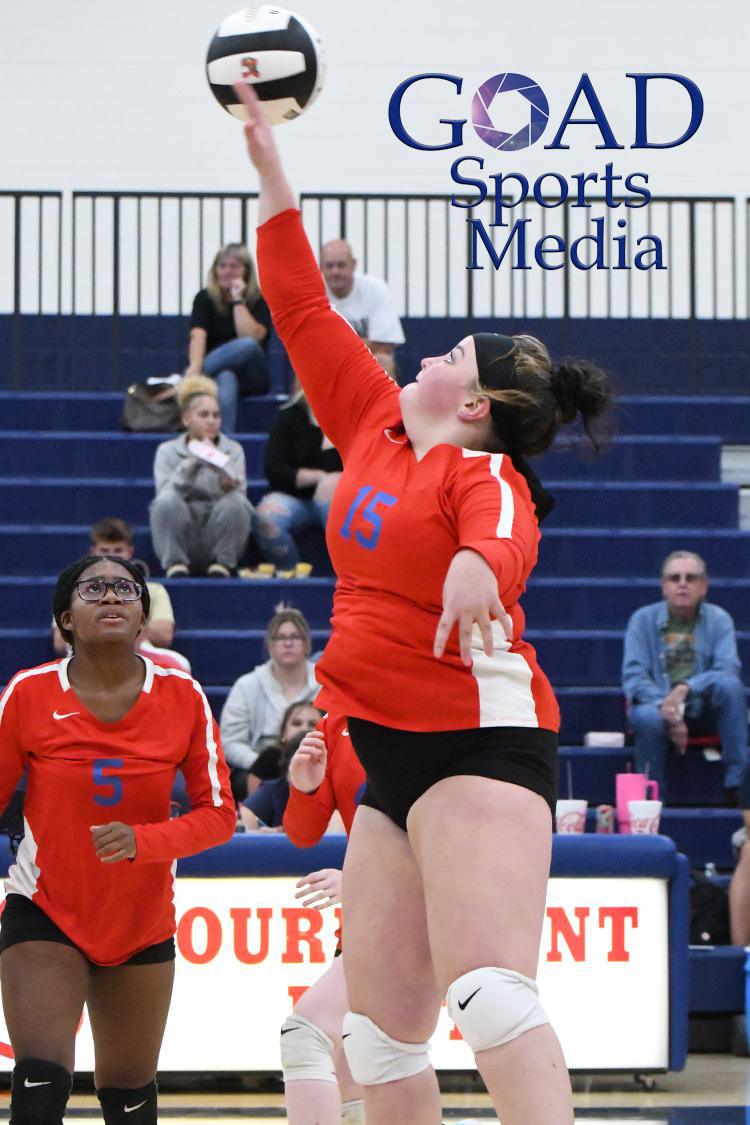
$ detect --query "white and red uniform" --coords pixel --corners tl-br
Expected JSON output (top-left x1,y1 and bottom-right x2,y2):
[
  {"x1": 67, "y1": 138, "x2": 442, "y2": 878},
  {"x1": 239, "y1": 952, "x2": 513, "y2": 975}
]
[
  {"x1": 258, "y1": 210, "x2": 558, "y2": 734},
  {"x1": 0, "y1": 656, "x2": 235, "y2": 965}
]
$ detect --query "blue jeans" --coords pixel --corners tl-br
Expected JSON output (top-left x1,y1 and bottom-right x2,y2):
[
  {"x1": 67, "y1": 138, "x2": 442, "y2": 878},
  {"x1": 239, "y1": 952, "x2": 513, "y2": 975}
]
[
  {"x1": 203, "y1": 337, "x2": 270, "y2": 433},
  {"x1": 629, "y1": 674, "x2": 749, "y2": 795},
  {"x1": 252, "y1": 491, "x2": 330, "y2": 568}
]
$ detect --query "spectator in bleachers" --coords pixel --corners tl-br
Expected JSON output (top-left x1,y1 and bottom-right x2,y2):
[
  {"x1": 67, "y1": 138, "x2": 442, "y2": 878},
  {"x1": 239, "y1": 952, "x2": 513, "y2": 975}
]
[
  {"x1": 252, "y1": 387, "x2": 342, "y2": 574},
  {"x1": 729, "y1": 764, "x2": 750, "y2": 944},
  {"x1": 186, "y1": 242, "x2": 271, "y2": 433},
  {"x1": 247, "y1": 699, "x2": 324, "y2": 797},
  {"x1": 623, "y1": 550, "x2": 748, "y2": 803},
  {"x1": 149, "y1": 375, "x2": 252, "y2": 578},
  {"x1": 51, "y1": 517, "x2": 189, "y2": 671},
  {"x1": 320, "y1": 239, "x2": 404, "y2": 378},
  {"x1": 220, "y1": 606, "x2": 318, "y2": 801}
]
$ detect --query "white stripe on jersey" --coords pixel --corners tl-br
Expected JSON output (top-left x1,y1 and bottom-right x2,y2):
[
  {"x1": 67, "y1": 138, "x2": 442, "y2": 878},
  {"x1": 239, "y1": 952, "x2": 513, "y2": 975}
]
[
  {"x1": 5, "y1": 816, "x2": 41, "y2": 899},
  {"x1": 0, "y1": 662, "x2": 62, "y2": 724},
  {"x1": 469, "y1": 622, "x2": 539, "y2": 728},
  {"x1": 151, "y1": 665, "x2": 224, "y2": 808},
  {"x1": 461, "y1": 449, "x2": 515, "y2": 539}
]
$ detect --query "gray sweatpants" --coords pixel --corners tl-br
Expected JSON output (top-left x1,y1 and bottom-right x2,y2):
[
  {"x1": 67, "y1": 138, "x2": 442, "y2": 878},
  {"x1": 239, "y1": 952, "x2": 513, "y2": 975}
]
[{"x1": 150, "y1": 485, "x2": 252, "y2": 572}]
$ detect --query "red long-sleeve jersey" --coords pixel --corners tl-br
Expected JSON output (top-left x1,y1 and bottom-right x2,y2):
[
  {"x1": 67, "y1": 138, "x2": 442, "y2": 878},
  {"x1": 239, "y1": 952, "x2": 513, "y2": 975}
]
[
  {"x1": 257, "y1": 209, "x2": 558, "y2": 734},
  {"x1": 0, "y1": 656, "x2": 235, "y2": 965},
  {"x1": 283, "y1": 714, "x2": 365, "y2": 846}
]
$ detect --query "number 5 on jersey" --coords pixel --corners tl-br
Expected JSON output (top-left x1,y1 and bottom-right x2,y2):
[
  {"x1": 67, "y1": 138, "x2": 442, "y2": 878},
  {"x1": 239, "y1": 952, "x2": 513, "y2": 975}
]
[
  {"x1": 339, "y1": 486, "x2": 398, "y2": 550},
  {"x1": 93, "y1": 759, "x2": 124, "y2": 806}
]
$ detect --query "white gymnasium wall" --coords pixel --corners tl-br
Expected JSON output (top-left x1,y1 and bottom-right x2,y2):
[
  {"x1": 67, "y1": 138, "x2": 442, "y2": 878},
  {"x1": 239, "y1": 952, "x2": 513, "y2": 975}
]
[
  {"x1": 0, "y1": 0, "x2": 745, "y2": 195},
  {"x1": 0, "y1": 0, "x2": 747, "y2": 316}
]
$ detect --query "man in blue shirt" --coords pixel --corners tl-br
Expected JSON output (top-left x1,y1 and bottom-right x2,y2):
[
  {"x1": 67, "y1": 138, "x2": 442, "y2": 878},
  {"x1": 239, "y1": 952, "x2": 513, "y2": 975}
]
[{"x1": 622, "y1": 550, "x2": 747, "y2": 802}]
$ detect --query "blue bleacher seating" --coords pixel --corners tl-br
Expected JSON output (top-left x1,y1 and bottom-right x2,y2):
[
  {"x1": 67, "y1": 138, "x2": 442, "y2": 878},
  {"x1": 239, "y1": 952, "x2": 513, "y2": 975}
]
[{"x1": 2, "y1": 379, "x2": 748, "y2": 825}]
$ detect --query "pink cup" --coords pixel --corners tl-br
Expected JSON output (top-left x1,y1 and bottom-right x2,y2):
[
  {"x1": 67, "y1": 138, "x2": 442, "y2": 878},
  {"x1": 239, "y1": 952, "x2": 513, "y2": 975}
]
[{"x1": 616, "y1": 773, "x2": 659, "y2": 834}]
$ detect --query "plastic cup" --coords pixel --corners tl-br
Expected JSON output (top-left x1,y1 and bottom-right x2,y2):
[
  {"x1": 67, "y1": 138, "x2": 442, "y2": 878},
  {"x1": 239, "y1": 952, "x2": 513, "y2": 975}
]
[
  {"x1": 627, "y1": 799, "x2": 662, "y2": 835},
  {"x1": 555, "y1": 799, "x2": 588, "y2": 834}
]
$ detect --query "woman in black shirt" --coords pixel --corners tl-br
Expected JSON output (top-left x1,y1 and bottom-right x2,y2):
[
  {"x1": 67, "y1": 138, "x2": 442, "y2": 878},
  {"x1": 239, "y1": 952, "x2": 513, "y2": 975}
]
[
  {"x1": 187, "y1": 243, "x2": 271, "y2": 432},
  {"x1": 253, "y1": 389, "x2": 343, "y2": 571}
]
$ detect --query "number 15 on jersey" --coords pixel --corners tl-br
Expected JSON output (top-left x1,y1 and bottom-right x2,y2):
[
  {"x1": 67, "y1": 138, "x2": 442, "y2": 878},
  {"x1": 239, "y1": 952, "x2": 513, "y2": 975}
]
[{"x1": 339, "y1": 487, "x2": 398, "y2": 551}]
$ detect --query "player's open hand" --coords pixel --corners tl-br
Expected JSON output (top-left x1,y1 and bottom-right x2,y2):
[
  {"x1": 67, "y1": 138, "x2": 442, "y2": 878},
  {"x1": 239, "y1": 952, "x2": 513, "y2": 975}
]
[
  {"x1": 90, "y1": 822, "x2": 136, "y2": 863},
  {"x1": 434, "y1": 548, "x2": 513, "y2": 666},
  {"x1": 288, "y1": 731, "x2": 327, "y2": 793},
  {"x1": 233, "y1": 81, "x2": 280, "y2": 176},
  {"x1": 295, "y1": 867, "x2": 342, "y2": 910}
]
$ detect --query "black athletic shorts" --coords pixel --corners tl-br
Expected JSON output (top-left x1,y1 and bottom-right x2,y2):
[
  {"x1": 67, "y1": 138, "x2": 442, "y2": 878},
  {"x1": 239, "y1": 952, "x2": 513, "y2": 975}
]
[
  {"x1": 348, "y1": 718, "x2": 558, "y2": 831},
  {"x1": 0, "y1": 894, "x2": 175, "y2": 965}
]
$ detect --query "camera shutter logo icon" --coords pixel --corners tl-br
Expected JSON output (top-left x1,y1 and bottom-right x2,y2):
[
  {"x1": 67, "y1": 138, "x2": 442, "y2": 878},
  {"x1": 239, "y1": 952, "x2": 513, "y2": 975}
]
[{"x1": 471, "y1": 73, "x2": 549, "y2": 151}]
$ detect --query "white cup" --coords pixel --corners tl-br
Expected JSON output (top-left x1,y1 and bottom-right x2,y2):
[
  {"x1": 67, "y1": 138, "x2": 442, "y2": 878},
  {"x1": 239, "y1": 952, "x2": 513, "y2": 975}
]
[
  {"x1": 627, "y1": 799, "x2": 662, "y2": 835},
  {"x1": 555, "y1": 799, "x2": 588, "y2": 834}
]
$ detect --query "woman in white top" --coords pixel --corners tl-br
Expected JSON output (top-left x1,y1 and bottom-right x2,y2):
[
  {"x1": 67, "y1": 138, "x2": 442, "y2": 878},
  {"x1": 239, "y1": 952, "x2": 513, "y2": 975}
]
[
  {"x1": 220, "y1": 606, "x2": 318, "y2": 800},
  {"x1": 149, "y1": 375, "x2": 252, "y2": 578}
]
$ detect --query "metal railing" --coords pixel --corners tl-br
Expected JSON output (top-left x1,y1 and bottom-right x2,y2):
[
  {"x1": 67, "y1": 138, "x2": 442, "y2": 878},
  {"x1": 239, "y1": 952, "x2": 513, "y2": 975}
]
[
  {"x1": 301, "y1": 193, "x2": 738, "y2": 321},
  {"x1": 0, "y1": 188, "x2": 743, "y2": 387}
]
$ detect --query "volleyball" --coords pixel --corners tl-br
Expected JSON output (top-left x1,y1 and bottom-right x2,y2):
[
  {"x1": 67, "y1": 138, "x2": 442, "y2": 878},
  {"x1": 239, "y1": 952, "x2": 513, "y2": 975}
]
[{"x1": 206, "y1": 6, "x2": 326, "y2": 125}]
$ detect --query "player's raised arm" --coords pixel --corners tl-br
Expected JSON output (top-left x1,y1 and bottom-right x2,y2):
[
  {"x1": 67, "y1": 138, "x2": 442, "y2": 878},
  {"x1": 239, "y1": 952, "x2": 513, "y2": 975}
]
[
  {"x1": 233, "y1": 82, "x2": 399, "y2": 460},
  {"x1": 234, "y1": 81, "x2": 296, "y2": 223}
]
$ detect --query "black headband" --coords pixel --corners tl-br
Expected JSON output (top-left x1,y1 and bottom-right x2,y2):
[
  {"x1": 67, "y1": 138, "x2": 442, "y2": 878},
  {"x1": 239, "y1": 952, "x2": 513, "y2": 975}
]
[{"x1": 472, "y1": 333, "x2": 518, "y2": 391}]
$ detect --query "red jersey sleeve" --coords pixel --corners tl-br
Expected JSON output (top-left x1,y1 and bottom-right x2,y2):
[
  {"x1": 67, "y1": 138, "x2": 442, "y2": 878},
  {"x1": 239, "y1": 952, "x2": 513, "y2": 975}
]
[
  {"x1": 256, "y1": 209, "x2": 400, "y2": 459},
  {"x1": 283, "y1": 715, "x2": 364, "y2": 845},
  {"x1": 283, "y1": 714, "x2": 336, "y2": 847},
  {"x1": 0, "y1": 675, "x2": 28, "y2": 814},
  {"x1": 132, "y1": 685, "x2": 235, "y2": 863},
  {"x1": 450, "y1": 451, "x2": 540, "y2": 606}
]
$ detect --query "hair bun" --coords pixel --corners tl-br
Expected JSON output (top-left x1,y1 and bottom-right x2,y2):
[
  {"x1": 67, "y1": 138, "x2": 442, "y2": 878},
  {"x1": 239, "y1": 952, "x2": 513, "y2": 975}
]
[
  {"x1": 550, "y1": 363, "x2": 581, "y2": 424},
  {"x1": 550, "y1": 358, "x2": 613, "y2": 454}
]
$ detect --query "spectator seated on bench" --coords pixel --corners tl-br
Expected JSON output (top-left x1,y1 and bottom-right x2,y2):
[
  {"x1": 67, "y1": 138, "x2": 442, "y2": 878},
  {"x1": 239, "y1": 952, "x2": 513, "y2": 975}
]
[{"x1": 622, "y1": 550, "x2": 748, "y2": 805}]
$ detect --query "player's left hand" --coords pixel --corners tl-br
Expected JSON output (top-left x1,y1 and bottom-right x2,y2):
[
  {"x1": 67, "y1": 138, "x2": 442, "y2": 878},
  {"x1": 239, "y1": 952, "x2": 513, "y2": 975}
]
[
  {"x1": 90, "y1": 822, "x2": 137, "y2": 863},
  {"x1": 434, "y1": 548, "x2": 513, "y2": 666},
  {"x1": 294, "y1": 867, "x2": 342, "y2": 910}
]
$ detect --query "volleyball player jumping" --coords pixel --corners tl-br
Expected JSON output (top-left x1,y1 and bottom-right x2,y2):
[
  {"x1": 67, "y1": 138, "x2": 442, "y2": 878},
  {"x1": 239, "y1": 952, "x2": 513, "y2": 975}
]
[{"x1": 235, "y1": 82, "x2": 611, "y2": 1124}]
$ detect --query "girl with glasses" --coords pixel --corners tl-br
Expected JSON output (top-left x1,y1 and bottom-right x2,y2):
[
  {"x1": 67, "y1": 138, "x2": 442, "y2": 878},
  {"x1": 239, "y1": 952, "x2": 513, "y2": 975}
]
[
  {"x1": 220, "y1": 606, "x2": 318, "y2": 802},
  {"x1": 0, "y1": 554, "x2": 235, "y2": 1125}
]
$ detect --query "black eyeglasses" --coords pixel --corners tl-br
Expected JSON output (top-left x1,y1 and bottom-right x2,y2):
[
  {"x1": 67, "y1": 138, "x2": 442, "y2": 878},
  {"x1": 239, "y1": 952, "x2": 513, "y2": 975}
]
[
  {"x1": 664, "y1": 572, "x2": 704, "y2": 584},
  {"x1": 74, "y1": 577, "x2": 143, "y2": 603}
]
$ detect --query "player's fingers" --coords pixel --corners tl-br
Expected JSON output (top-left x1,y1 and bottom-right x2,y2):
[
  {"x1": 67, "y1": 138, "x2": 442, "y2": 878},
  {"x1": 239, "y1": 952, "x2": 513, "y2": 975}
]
[
  {"x1": 433, "y1": 609, "x2": 455, "y2": 659},
  {"x1": 491, "y1": 598, "x2": 513, "y2": 641},
  {"x1": 233, "y1": 80, "x2": 261, "y2": 120},
  {"x1": 99, "y1": 850, "x2": 127, "y2": 864},
  {"x1": 476, "y1": 613, "x2": 494, "y2": 657},
  {"x1": 458, "y1": 612, "x2": 474, "y2": 666}
]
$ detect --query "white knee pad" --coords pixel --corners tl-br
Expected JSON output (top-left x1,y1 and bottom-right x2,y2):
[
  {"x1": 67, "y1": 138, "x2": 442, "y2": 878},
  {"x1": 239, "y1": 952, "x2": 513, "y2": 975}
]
[
  {"x1": 342, "y1": 1011, "x2": 431, "y2": 1086},
  {"x1": 446, "y1": 966, "x2": 549, "y2": 1052},
  {"x1": 341, "y1": 1098, "x2": 365, "y2": 1124},
  {"x1": 279, "y1": 1014, "x2": 336, "y2": 1083}
]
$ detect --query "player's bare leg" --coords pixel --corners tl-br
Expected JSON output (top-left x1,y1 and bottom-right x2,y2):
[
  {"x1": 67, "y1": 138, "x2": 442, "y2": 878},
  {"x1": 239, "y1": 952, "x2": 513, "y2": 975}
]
[
  {"x1": 342, "y1": 807, "x2": 443, "y2": 1125},
  {"x1": 87, "y1": 960, "x2": 174, "y2": 1088},
  {"x1": 1, "y1": 941, "x2": 88, "y2": 1070},
  {"x1": 408, "y1": 775, "x2": 574, "y2": 1125},
  {"x1": 285, "y1": 953, "x2": 362, "y2": 1124},
  {"x1": 1, "y1": 941, "x2": 87, "y2": 1124}
]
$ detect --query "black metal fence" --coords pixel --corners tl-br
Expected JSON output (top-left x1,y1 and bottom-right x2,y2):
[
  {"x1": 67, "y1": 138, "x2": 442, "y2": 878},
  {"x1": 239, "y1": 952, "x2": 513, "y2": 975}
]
[{"x1": 0, "y1": 188, "x2": 743, "y2": 387}]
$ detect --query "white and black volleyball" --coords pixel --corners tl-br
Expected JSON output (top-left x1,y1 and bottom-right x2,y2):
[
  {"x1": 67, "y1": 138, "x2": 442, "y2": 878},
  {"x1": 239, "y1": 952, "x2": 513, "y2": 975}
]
[{"x1": 206, "y1": 6, "x2": 326, "y2": 125}]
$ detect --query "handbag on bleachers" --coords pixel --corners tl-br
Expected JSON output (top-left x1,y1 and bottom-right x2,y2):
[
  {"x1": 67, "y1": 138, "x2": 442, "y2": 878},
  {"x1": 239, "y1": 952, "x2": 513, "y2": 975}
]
[
  {"x1": 121, "y1": 380, "x2": 183, "y2": 433},
  {"x1": 689, "y1": 870, "x2": 730, "y2": 945}
]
